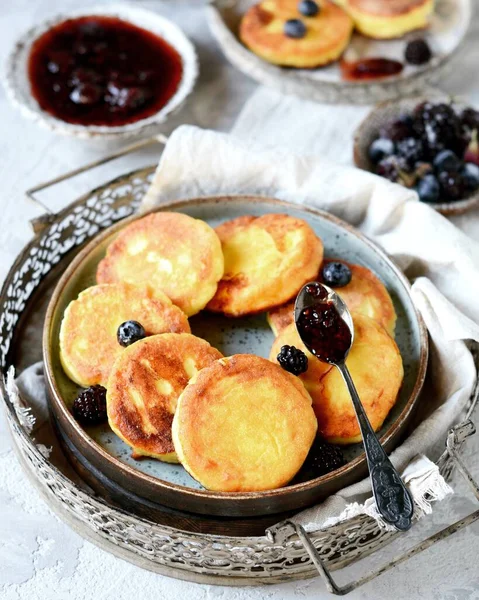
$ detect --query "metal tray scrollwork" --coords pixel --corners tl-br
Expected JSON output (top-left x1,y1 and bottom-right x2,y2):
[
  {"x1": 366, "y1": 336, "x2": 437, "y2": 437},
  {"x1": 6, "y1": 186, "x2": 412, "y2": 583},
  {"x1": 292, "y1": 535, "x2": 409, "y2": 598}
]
[{"x1": 1, "y1": 139, "x2": 479, "y2": 592}]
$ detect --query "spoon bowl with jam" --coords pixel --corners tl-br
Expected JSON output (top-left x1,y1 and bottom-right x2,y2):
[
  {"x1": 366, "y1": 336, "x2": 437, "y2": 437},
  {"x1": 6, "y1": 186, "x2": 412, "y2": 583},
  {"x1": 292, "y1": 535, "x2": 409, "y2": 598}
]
[{"x1": 295, "y1": 281, "x2": 414, "y2": 532}]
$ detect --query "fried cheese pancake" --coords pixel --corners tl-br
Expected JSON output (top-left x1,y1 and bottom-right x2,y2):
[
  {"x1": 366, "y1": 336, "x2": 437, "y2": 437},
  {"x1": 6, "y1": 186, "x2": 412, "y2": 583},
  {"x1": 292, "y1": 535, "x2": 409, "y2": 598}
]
[
  {"x1": 240, "y1": 0, "x2": 353, "y2": 68},
  {"x1": 59, "y1": 283, "x2": 190, "y2": 387},
  {"x1": 96, "y1": 212, "x2": 224, "y2": 316},
  {"x1": 172, "y1": 354, "x2": 317, "y2": 491},
  {"x1": 345, "y1": 0, "x2": 433, "y2": 39},
  {"x1": 107, "y1": 333, "x2": 223, "y2": 462},
  {"x1": 206, "y1": 214, "x2": 323, "y2": 317},
  {"x1": 267, "y1": 259, "x2": 397, "y2": 337},
  {"x1": 269, "y1": 314, "x2": 403, "y2": 444}
]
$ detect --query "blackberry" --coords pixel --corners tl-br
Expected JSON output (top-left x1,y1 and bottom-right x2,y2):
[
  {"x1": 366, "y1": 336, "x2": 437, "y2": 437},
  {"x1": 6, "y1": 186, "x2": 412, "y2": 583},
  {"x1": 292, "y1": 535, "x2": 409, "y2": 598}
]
[
  {"x1": 438, "y1": 170, "x2": 465, "y2": 201},
  {"x1": 460, "y1": 107, "x2": 479, "y2": 133},
  {"x1": 277, "y1": 345, "x2": 308, "y2": 375},
  {"x1": 295, "y1": 437, "x2": 346, "y2": 481},
  {"x1": 73, "y1": 385, "x2": 107, "y2": 426},
  {"x1": 404, "y1": 39, "x2": 432, "y2": 65},
  {"x1": 117, "y1": 320, "x2": 146, "y2": 347},
  {"x1": 396, "y1": 137, "x2": 425, "y2": 167},
  {"x1": 412, "y1": 102, "x2": 463, "y2": 158},
  {"x1": 380, "y1": 115, "x2": 413, "y2": 142}
]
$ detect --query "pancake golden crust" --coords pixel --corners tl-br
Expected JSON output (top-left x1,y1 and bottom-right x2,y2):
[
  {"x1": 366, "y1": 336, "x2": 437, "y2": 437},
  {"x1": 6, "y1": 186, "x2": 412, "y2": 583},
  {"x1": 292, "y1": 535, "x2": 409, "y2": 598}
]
[
  {"x1": 240, "y1": 0, "x2": 354, "y2": 68},
  {"x1": 267, "y1": 259, "x2": 396, "y2": 337},
  {"x1": 96, "y1": 212, "x2": 224, "y2": 316},
  {"x1": 346, "y1": 0, "x2": 433, "y2": 39},
  {"x1": 59, "y1": 283, "x2": 190, "y2": 387},
  {"x1": 206, "y1": 214, "x2": 323, "y2": 317},
  {"x1": 172, "y1": 354, "x2": 317, "y2": 491},
  {"x1": 107, "y1": 333, "x2": 223, "y2": 462},
  {"x1": 269, "y1": 314, "x2": 403, "y2": 444}
]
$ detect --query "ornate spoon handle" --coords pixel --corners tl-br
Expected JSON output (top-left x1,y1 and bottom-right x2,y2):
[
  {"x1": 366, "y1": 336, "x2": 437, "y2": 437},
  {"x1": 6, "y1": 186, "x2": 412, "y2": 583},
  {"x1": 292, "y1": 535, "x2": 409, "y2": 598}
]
[{"x1": 337, "y1": 362, "x2": 414, "y2": 531}]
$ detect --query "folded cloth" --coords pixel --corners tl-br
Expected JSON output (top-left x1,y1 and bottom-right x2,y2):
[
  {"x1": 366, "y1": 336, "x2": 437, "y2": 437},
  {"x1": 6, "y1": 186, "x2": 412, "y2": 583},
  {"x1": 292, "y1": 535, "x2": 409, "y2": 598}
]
[{"x1": 142, "y1": 122, "x2": 479, "y2": 531}]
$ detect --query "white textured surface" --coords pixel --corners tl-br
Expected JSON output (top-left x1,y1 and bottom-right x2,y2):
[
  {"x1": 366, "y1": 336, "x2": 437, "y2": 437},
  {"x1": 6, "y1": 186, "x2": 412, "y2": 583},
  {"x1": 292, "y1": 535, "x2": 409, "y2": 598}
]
[{"x1": 1, "y1": 1, "x2": 479, "y2": 599}]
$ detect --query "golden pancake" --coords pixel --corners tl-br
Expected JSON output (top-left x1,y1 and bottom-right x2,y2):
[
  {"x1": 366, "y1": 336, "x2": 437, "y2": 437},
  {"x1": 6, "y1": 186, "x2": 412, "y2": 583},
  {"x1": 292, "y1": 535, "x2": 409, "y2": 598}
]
[
  {"x1": 59, "y1": 283, "x2": 190, "y2": 387},
  {"x1": 240, "y1": 0, "x2": 353, "y2": 68},
  {"x1": 97, "y1": 212, "x2": 224, "y2": 316},
  {"x1": 345, "y1": 0, "x2": 433, "y2": 39},
  {"x1": 172, "y1": 354, "x2": 317, "y2": 491},
  {"x1": 206, "y1": 214, "x2": 323, "y2": 317},
  {"x1": 107, "y1": 333, "x2": 223, "y2": 462},
  {"x1": 267, "y1": 259, "x2": 396, "y2": 337},
  {"x1": 269, "y1": 313, "x2": 403, "y2": 444}
]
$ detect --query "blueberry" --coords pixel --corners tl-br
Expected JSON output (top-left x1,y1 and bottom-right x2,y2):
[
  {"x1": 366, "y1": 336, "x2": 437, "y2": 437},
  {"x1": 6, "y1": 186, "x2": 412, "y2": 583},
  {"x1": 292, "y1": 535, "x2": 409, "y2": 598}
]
[
  {"x1": 462, "y1": 162, "x2": 479, "y2": 192},
  {"x1": 298, "y1": 0, "x2": 320, "y2": 17},
  {"x1": 416, "y1": 174, "x2": 440, "y2": 203},
  {"x1": 322, "y1": 262, "x2": 352, "y2": 288},
  {"x1": 433, "y1": 149, "x2": 461, "y2": 173},
  {"x1": 284, "y1": 19, "x2": 307, "y2": 38},
  {"x1": 117, "y1": 320, "x2": 146, "y2": 347},
  {"x1": 368, "y1": 138, "x2": 395, "y2": 164},
  {"x1": 438, "y1": 171, "x2": 465, "y2": 201}
]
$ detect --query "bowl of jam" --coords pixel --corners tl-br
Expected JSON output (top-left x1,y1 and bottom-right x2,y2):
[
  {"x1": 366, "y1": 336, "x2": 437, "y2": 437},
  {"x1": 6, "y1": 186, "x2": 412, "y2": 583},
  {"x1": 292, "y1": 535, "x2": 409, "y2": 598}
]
[{"x1": 5, "y1": 4, "x2": 198, "y2": 139}]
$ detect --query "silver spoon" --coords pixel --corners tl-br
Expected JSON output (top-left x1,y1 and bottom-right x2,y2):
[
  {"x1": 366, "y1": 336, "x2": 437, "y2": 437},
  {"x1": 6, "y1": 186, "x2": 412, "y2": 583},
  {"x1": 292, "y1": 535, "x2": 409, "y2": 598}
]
[{"x1": 294, "y1": 281, "x2": 414, "y2": 532}]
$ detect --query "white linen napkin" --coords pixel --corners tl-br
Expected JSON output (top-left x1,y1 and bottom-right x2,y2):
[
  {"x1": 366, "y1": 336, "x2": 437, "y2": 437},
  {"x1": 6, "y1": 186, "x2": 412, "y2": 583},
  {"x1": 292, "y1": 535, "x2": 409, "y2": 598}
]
[{"x1": 142, "y1": 122, "x2": 479, "y2": 531}]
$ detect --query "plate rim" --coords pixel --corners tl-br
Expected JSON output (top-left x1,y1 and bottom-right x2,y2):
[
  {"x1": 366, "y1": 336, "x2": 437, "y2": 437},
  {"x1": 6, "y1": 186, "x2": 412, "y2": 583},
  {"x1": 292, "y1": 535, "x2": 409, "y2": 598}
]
[{"x1": 43, "y1": 194, "x2": 429, "y2": 507}]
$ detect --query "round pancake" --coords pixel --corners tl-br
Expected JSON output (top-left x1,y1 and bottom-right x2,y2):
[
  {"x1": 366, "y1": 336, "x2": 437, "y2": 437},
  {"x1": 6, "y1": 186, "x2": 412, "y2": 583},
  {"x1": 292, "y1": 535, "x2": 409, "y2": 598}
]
[
  {"x1": 96, "y1": 212, "x2": 224, "y2": 316},
  {"x1": 345, "y1": 0, "x2": 434, "y2": 39},
  {"x1": 240, "y1": 0, "x2": 353, "y2": 68},
  {"x1": 107, "y1": 333, "x2": 223, "y2": 462},
  {"x1": 267, "y1": 259, "x2": 396, "y2": 337},
  {"x1": 172, "y1": 354, "x2": 317, "y2": 491},
  {"x1": 59, "y1": 283, "x2": 190, "y2": 387},
  {"x1": 206, "y1": 214, "x2": 324, "y2": 317},
  {"x1": 269, "y1": 314, "x2": 403, "y2": 444}
]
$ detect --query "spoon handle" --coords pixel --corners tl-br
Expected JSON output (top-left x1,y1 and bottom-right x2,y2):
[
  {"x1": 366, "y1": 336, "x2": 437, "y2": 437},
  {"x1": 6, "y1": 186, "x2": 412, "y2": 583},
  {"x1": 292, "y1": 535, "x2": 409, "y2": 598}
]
[{"x1": 337, "y1": 362, "x2": 414, "y2": 531}]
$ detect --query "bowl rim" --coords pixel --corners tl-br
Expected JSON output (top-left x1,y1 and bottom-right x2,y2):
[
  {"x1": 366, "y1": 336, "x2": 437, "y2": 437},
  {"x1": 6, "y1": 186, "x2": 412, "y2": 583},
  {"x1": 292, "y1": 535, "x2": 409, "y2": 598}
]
[
  {"x1": 353, "y1": 94, "x2": 479, "y2": 216},
  {"x1": 43, "y1": 194, "x2": 429, "y2": 509},
  {"x1": 3, "y1": 3, "x2": 199, "y2": 139}
]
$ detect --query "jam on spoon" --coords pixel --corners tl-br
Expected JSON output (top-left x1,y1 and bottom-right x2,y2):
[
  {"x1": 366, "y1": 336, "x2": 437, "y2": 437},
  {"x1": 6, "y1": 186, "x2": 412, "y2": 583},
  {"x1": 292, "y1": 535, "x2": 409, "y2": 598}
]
[{"x1": 28, "y1": 16, "x2": 183, "y2": 126}]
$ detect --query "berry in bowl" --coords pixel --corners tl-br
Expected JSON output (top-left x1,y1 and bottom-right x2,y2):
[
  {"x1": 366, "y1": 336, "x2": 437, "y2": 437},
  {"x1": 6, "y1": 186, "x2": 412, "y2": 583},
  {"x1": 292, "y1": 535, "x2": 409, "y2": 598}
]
[
  {"x1": 5, "y1": 4, "x2": 198, "y2": 140},
  {"x1": 353, "y1": 96, "x2": 479, "y2": 215}
]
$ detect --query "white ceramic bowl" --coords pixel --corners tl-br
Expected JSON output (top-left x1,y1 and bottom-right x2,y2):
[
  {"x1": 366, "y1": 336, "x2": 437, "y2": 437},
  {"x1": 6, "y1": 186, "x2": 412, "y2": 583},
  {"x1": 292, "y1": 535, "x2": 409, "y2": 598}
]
[{"x1": 4, "y1": 4, "x2": 199, "y2": 140}]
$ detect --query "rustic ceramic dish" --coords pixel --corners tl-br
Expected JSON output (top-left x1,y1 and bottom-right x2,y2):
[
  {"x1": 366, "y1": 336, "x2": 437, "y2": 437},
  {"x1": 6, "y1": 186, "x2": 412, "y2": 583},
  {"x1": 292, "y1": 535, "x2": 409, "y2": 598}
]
[
  {"x1": 43, "y1": 195, "x2": 428, "y2": 517},
  {"x1": 207, "y1": 0, "x2": 471, "y2": 105},
  {"x1": 353, "y1": 94, "x2": 479, "y2": 216},
  {"x1": 4, "y1": 4, "x2": 198, "y2": 140}
]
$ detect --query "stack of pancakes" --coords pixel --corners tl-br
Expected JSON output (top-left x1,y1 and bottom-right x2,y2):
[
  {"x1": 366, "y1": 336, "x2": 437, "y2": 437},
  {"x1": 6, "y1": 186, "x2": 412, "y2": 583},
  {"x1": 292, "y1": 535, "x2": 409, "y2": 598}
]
[
  {"x1": 60, "y1": 210, "x2": 403, "y2": 492},
  {"x1": 239, "y1": 0, "x2": 434, "y2": 69}
]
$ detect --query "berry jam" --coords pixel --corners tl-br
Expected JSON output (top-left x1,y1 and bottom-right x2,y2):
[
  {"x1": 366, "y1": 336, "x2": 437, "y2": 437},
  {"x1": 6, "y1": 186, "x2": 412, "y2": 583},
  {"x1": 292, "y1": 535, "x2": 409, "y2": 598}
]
[
  {"x1": 296, "y1": 301, "x2": 352, "y2": 365},
  {"x1": 340, "y1": 58, "x2": 403, "y2": 82},
  {"x1": 28, "y1": 16, "x2": 183, "y2": 126}
]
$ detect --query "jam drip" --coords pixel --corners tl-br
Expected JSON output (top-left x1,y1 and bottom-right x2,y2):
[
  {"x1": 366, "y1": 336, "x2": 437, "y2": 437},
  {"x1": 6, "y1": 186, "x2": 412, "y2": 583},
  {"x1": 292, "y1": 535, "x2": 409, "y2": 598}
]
[
  {"x1": 28, "y1": 16, "x2": 183, "y2": 126},
  {"x1": 297, "y1": 301, "x2": 352, "y2": 364},
  {"x1": 340, "y1": 58, "x2": 403, "y2": 82}
]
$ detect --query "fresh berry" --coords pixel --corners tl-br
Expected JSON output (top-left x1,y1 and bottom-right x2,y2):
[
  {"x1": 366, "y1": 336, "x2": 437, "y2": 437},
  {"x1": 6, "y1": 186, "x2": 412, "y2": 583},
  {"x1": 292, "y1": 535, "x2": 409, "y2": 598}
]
[
  {"x1": 368, "y1": 138, "x2": 395, "y2": 164},
  {"x1": 277, "y1": 345, "x2": 308, "y2": 375},
  {"x1": 464, "y1": 130, "x2": 479, "y2": 166},
  {"x1": 405, "y1": 39, "x2": 432, "y2": 65},
  {"x1": 296, "y1": 437, "x2": 346, "y2": 481},
  {"x1": 69, "y1": 83, "x2": 102, "y2": 105},
  {"x1": 438, "y1": 171, "x2": 465, "y2": 201},
  {"x1": 117, "y1": 320, "x2": 146, "y2": 347},
  {"x1": 416, "y1": 174, "x2": 440, "y2": 203},
  {"x1": 380, "y1": 115, "x2": 413, "y2": 142},
  {"x1": 462, "y1": 163, "x2": 479, "y2": 192},
  {"x1": 412, "y1": 102, "x2": 463, "y2": 158},
  {"x1": 460, "y1": 107, "x2": 479, "y2": 132},
  {"x1": 376, "y1": 155, "x2": 413, "y2": 185},
  {"x1": 73, "y1": 385, "x2": 107, "y2": 426},
  {"x1": 322, "y1": 262, "x2": 352, "y2": 288},
  {"x1": 284, "y1": 19, "x2": 307, "y2": 38},
  {"x1": 298, "y1": 0, "x2": 320, "y2": 16},
  {"x1": 433, "y1": 149, "x2": 462, "y2": 173},
  {"x1": 396, "y1": 137, "x2": 425, "y2": 166}
]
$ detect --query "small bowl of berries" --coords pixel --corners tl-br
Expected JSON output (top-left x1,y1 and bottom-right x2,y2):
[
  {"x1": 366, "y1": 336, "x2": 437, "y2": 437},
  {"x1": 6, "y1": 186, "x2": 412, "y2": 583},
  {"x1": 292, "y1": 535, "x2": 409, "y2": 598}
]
[{"x1": 353, "y1": 95, "x2": 479, "y2": 216}]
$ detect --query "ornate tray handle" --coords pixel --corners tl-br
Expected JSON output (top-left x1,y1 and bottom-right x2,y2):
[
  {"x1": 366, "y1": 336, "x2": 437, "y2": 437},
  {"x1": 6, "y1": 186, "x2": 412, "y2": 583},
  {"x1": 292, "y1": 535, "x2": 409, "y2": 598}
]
[{"x1": 267, "y1": 421, "x2": 479, "y2": 596}]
